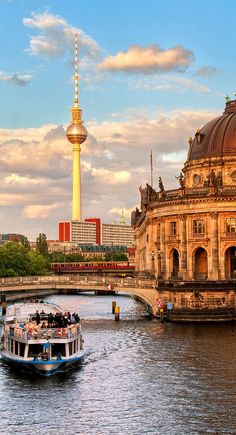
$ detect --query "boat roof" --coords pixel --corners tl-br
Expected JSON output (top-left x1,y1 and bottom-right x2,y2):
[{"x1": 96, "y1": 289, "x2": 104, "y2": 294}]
[{"x1": 6, "y1": 302, "x2": 61, "y2": 323}]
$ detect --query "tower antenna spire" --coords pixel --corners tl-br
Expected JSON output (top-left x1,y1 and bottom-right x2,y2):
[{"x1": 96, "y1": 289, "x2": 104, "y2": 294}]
[{"x1": 74, "y1": 32, "x2": 79, "y2": 106}]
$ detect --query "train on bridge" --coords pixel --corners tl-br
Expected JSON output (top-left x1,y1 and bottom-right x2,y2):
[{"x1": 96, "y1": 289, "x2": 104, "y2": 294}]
[{"x1": 50, "y1": 261, "x2": 135, "y2": 277}]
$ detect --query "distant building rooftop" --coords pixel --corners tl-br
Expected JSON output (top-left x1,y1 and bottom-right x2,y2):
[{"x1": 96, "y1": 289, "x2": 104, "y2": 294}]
[{"x1": 79, "y1": 244, "x2": 128, "y2": 253}]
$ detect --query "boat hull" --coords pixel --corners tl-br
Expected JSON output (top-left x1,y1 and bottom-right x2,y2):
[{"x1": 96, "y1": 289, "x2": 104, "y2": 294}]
[{"x1": 1, "y1": 351, "x2": 84, "y2": 377}]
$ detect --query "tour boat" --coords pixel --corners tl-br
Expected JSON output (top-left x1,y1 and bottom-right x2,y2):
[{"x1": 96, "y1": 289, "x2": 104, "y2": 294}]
[{"x1": 0, "y1": 302, "x2": 84, "y2": 377}]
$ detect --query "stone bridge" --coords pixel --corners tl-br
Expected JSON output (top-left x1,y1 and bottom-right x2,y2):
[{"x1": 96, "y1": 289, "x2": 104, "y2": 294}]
[{"x1": 0, "y1": 274, "x2": 158, "y2": 315}]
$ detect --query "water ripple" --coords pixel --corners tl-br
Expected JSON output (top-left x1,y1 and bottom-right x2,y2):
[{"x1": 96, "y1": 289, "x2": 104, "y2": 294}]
[{"x1": 0, "y1": 294, "x2": 236, "y2": 434}]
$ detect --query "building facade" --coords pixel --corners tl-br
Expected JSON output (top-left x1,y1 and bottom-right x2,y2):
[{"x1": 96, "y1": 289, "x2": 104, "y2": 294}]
[
  {"x1": 102, "y1": 223, "x2": 135, "y2": 246},
  {"x1": 58, "y1": 218, "x2": 135, "y2": 246},
  {"x1": 132, "y1": 99, "x2": 236, "y2": 320}
]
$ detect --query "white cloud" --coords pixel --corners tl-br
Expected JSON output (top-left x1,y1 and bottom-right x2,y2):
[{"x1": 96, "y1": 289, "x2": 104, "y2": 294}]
[
  {"x1": 99, "y1": 44, "x2": 194, "y2": 74},
  {"x1": 82, "y1": 161, "x2": 131, "y2": 185},
  {"x1": 108, "y1": 206, "x2": 138, "y2": 220},
  {"x1": 23, "y1": 12, "x2": 100, "y2": 59},
  {"x1": 4, "y1": 174, "x2": 47, "y2": 186},
  {"x1": 22, "y1": 203, "x2": 59, "y2": 219}
]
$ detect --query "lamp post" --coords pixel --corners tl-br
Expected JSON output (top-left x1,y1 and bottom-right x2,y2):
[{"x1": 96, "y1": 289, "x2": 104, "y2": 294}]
[{"x1": 151, "y1": 251, "x2": 155, "y2": 277}]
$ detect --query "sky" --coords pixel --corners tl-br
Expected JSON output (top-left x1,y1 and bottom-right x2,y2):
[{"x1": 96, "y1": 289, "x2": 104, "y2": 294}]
[{"x1": 0, "y1": 0, "x2": 236, "y2": 240}]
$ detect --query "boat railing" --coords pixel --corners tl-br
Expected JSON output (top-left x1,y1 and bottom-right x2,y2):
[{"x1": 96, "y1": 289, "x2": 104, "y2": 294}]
[{"x1": 5, "y1": 323, "x2": 81, "y2": 340}]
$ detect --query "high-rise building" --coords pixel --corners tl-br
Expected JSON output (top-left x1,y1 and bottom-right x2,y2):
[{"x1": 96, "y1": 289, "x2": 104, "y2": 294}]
[
  {"x1": 58, "y1": 218, "x2": 135, "y2": 246},
  {"x1": 102, "y1": 223, "x2": 134, "y2": 246}
]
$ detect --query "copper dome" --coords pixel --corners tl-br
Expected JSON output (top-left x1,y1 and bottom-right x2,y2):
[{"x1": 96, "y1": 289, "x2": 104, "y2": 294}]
[{"x1": 188, "y1": 100, "x2": 236, "y2": 161}]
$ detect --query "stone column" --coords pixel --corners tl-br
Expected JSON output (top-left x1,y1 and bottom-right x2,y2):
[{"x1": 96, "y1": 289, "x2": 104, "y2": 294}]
[
  {"x1": 150, "y1": 218, "x2": 157, "y2": 276},
  {"x1": 210, "y1": 212, "x2": 219, "y2": 280},
  {"x1": 160, "y1": 218, "x2": 166, "y2": 279},
  {"x1": 179, "y1": 215, "x2": 188, "y2": 280}
]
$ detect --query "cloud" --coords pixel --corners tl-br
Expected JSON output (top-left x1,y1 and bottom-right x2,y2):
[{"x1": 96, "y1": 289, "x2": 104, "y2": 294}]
[
  {"x1": 22, "y1": 203, "x2": 59, "y2": 219},
  {"x1": 0, "y1": 107, "x2": 220, "y2": 237},
  {"x1": 23, "y1": 12, "x2": 100, "y2": 59},
  {"x1": 82, "y1": 161, "x2": 131, "y2": 185},
  {"x1": 195, "y1": 66, "x2": 220, "y2": 77},
  {"x1": 99, "y1": 44, "x2": 194, "y2": 74},
  {"x1": 87, "y1": 108, "x2": 217, "y2": 151},
  {"x1": 128, "y1": 75, "x2": 210, "y2": 94},
  {"x1": 4, "y1": 174, "x2": 47, "y2": 186},
  {"x1": 0, "y1": 71, "x2": 33, "y2": 86},
  {"x1": 0, "y1": 193, "x2": 29, "y2": 206},
  {"x1": 108, "y1": 206, "x2": 138, "y2": 220}
]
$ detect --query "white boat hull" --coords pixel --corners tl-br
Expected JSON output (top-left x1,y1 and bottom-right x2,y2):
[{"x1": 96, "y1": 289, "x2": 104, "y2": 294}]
[{"x1": 1, "y1": 350, "x2": 85, "y2": 376}]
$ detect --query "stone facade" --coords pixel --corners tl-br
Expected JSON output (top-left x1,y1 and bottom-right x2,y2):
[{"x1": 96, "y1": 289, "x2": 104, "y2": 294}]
[{"x1": 132, "y1": 99, "x2": 236, "y2": 320}]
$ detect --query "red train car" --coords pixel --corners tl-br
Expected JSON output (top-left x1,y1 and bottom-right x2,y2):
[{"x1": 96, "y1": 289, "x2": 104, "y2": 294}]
[{"x1": 51, "y1": 261, "x2": 135, "y2": 274}]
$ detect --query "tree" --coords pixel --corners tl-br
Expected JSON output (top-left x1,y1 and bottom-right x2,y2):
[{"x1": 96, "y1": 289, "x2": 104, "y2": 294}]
[
  {"x1": 0, "y1": 241, "x2": 48, "y2": 277},
  {"x1": 28, "y1": 251, "x2": 48, "y2": 275},
  {"x1": 104, "y1": 252, "x2": 128, "y2": 262},
  {"x1": 36, "y1": 233, "x2": 49, "y2": 257},
  {"x1": 22, "y1": 236, "x2": 31, "y2": 250},
  {"x1": 50, "y1": 251, "x2": 65, "y2": 263},
  {"x1": 66, "y1": 253, "x2": 84, "y2": 262},
  {"x1": 0, "y1": 242, "x2": 31, "y2": 276}
]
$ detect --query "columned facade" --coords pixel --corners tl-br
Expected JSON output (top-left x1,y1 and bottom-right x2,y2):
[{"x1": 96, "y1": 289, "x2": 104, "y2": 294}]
[{"x1": 131, "y1": 98, "x2": 236, "y2": 320}]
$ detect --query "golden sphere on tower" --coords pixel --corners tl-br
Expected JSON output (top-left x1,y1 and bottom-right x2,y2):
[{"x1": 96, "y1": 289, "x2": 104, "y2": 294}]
[{"x1": 66, "y1": 123, "x2": 87, "y2": 145}]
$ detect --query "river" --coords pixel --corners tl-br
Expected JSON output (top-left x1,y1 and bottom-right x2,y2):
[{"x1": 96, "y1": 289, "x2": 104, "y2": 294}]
[{"x1": 0, "y1": 293, "x2": 236, "y2": 434}]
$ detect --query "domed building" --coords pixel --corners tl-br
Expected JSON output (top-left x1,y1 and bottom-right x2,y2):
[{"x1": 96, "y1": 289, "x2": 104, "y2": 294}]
[{"x1": 132, "y1": 98, "x2": 236, "y2": 321}]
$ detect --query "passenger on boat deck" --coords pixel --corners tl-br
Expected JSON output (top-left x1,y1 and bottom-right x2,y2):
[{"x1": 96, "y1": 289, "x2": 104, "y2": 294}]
[
  {"x1": 35, "y1": 311, "x2": 40, "y2": 325},
  {"x1": 41, "y1": 322, "x2": 47, "y2": 329},
  {"x1": 63, "y1": 313, "x2": 68, "y2": 326},
  {"x1": 40, "y1": 310, "x2": 46, "y2": 314},
  {"x1": 73, "y1": 313, "x2": 80, "y2": 323},
  {"x1": 47, "y1": 313, "x2": 53, "y2": 328}
]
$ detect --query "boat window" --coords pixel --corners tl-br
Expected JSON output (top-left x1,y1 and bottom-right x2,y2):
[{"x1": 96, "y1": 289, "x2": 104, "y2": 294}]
[
  {"x1": 28, "y1": 344, "x2": 44, "y2": 358},
  {"x1": 51, "y1": 343, "x2": 66, "y2": 357},
  {"x1": 69, "y1": 341, "x2": 73, "y2": 355},
  {"x1": 20, "y1": 342, "x2": 25, "y2": 357},
  {"x1": 10, "y1": 340, "x2": 14, "y2": 353},
  {"x1": 15, "y1": 341, "x2": 19, "y2": 356}
]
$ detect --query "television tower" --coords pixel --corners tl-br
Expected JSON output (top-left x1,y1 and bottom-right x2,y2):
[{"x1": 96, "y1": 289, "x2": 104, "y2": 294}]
[{"x1": 66, "y1": 33, "x2": 87, "y2": 221}]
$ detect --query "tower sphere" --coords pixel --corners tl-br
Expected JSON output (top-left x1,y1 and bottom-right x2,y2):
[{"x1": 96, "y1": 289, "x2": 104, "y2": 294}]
[{"x1": 66, "y1": 123, "x2": 87, "y2": 145}]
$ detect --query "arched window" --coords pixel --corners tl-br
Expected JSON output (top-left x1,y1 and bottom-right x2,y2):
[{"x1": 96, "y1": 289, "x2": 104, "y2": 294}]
[
  {"x1": 194, "y1": 248, "x2": 208, "y2": 280},
  {"x1": 170, "y1": 249, "x2": 179, "y2": 277},
  {"x1": 225, "y1": 247, "x2": 236, "y2": 279}
]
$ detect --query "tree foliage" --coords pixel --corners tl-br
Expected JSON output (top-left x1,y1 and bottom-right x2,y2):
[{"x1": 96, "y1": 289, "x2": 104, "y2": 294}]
[
  {"x1": 104, "y1": 252, "x2": 128, "y2": 261},
  {"x1": 0, "y1": 242, "x2": 48, "y2": 277},
  {"x1": 36, "y1": 233, "x2": 49, "y2": 257}
]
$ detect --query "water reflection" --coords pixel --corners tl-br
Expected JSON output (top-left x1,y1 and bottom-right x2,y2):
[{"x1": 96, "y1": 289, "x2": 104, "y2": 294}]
[{"x1": 0, "y1": 294, "x2": 236, "y2": 434}]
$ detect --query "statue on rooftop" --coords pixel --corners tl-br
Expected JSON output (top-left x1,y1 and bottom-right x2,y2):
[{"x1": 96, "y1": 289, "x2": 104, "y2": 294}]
[
  {"x1": 175, "y1": 172, "x2": 185, "y2": 189},
  {"x1": 158, "y1": 177, "x2": 164, "y2": 192}
]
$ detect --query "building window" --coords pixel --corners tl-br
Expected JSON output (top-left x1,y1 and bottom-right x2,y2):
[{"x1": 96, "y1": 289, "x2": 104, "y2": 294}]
[
  {"x1": 170, "y1": 221, "x2": 177, "y2": 236},
  {"x1": 226, "y1": 218, "x2": 236, "y2": 233},
  {"x1": 193, "y1": 219, "x2": 205, "y2": 235}
]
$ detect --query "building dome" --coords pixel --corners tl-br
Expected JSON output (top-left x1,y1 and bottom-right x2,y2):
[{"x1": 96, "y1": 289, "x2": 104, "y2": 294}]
[
  {"x1": 188, "y1": 99, "x2": 236, "y2": 161},
  {"x1": 66, "y1": 122, "x2": 87, "y2": 145}
]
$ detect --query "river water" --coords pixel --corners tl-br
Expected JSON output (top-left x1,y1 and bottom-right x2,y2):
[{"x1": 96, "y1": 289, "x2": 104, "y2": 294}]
[{"x1": 0, "y1": 293, "x2": 236, "y2": 435}]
